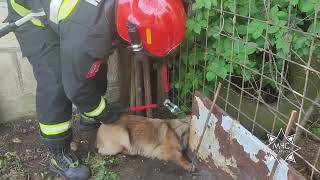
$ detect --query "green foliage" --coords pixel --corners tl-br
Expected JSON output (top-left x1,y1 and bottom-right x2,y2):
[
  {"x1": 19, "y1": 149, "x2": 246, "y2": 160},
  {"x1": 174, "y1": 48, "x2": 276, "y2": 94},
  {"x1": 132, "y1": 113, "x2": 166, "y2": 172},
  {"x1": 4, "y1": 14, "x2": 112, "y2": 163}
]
[
  {"x1": 0, "y1": 151, "x2": 17, "y2": 172},
  {"x1": 171, "y1": 0, "x2": 320, "y2": 102},
  {"x1": 82, "y1": 153, "x2": 119, "y2": 180},
  {"x1": 309, "y1": 120, "x2": 320, "y2": 137},
  {"x1": 311, "y1": 127, "x2": 320, "y2": 137}
]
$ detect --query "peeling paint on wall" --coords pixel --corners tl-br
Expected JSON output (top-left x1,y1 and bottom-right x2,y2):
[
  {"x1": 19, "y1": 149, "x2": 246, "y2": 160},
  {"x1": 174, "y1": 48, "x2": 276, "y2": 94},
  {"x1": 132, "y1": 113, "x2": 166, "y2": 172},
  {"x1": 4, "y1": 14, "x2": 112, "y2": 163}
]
[{"x1": 189, "y1": 91, "x2": 305, "y2": 180}]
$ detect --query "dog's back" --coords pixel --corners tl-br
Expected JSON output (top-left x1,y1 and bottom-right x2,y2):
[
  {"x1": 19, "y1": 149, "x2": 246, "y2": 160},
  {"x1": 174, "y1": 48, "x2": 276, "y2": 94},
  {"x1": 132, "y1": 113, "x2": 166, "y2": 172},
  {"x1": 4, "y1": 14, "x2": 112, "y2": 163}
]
[{"x1": 96, "y1": 115, "x2": 193, "y2": 171}]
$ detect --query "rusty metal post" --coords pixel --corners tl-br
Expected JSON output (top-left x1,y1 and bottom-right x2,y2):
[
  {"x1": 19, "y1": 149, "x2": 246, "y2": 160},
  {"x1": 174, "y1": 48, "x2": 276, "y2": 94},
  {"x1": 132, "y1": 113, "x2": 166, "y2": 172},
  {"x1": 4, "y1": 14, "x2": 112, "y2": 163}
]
[
  {"x1": 118, "y1": 47, "x2": 132, "y2": 105},
  {"x1": 285, "y1": 110, "x2": 298, "y2": 136},
  {"x1": 269, "y1": 110, "x2": 297, "y2": 179},
  {"x1": 134, "y1": 59, "x2": 143, "y2": 115},
  {"x1": 142, "y1": 60, "x2": 152, "y2": 117},
  {"x1": 191, "y1": 83, "x2": 222, "y2": 166},
  {"x1": 130, "y1": 57, "x2": 136, "y2": 111}
]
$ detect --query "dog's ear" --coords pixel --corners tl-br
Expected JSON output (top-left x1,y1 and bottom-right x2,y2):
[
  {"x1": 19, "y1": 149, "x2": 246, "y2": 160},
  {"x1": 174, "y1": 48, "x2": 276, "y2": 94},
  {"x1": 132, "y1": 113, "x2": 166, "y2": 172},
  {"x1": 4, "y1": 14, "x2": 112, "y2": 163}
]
[
  {"x1": 183, "y1": 115, "x2": 192, "y2": 123},
  {"x1": 181, "y1": 128, "x2": 190, "y2": 148},
  {"x1": 167, "y1": 119, "x2": 189, "y2": 147},
  {"x1": 168, "y1": 116, "x2": 191, "y2": 132},
  {"x1": 168, "y1": 117, "x2": 188, "y2": 129}
]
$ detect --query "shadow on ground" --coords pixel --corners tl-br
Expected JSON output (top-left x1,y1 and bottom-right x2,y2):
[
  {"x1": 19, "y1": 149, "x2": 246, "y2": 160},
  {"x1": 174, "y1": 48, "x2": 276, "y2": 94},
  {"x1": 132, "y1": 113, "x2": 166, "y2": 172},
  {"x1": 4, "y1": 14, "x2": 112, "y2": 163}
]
[{"x1": 0, "y1": 118, "x2": 215, "y2": 180}]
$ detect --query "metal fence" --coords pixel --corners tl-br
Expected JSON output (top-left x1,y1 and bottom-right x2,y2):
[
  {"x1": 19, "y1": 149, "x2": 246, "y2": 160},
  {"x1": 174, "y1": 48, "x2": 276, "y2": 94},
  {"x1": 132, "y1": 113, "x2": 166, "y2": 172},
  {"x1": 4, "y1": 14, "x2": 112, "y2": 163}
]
[{"x1": 168, "y1": 0, "x2": 320, "y2": 179}]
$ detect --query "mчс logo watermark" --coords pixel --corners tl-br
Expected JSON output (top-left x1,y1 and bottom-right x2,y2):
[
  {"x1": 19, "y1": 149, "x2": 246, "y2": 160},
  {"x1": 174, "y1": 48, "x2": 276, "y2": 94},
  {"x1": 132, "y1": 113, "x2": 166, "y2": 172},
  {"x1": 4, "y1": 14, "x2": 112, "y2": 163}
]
[{"x1": 267, "y1": 128, "x2": 301, "y2": 162}]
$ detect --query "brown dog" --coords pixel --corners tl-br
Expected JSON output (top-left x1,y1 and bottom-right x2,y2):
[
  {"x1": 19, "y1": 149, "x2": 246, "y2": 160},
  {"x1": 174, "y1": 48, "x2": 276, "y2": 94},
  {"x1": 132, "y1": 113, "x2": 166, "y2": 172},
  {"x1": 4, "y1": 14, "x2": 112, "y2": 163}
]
[{"x1": 95, "y1": 115, "x2": 193, "y2": 171}]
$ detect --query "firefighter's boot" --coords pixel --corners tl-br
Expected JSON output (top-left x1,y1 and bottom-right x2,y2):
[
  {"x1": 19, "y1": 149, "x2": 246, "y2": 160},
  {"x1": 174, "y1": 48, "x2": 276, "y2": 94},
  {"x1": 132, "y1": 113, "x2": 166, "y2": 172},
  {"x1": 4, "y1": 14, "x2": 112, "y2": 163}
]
[
  {"x1": 49, "y1": 148, "x2": 91, "y2": 179},
  {"x1": 42, "y1": 133, "x2": 91, "y2": 179},
  {"x1": 79, "y1": 115, "x2": 100, "y2": 152}
]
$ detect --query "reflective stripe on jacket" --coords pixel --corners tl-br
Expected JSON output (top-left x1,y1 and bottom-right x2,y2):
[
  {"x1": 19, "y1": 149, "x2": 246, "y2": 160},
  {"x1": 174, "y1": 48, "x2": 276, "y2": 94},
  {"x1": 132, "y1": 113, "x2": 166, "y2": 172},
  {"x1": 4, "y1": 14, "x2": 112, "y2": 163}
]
[
  {"x1": 10, "y1": 0, "x2": 80, "y2": 26},
  {"x1": 10, "y1": 0, "x2": 44, "y2": 26},
  {"x1": 49, "y1": 0, "x2": 80, "y2": 24}
]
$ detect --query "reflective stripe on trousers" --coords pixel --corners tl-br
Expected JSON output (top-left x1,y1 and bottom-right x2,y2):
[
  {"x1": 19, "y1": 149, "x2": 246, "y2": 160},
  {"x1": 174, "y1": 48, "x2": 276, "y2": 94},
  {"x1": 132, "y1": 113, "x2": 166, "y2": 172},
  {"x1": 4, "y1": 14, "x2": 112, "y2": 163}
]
[
  {"x1": 84, "y1": 96, "x2": 106, "y2": 117},
  {"x1": 10, "y1": 0, "x2": 44, "y2": 26},
  {"x1": 39, "y1": 121, "x2": 71, "y2": 135}
]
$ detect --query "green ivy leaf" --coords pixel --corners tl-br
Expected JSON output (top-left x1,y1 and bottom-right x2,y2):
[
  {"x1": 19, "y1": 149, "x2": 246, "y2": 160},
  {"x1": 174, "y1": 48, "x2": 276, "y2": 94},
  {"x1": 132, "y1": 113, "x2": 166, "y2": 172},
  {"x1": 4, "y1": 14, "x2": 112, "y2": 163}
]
[
  {"x1": 211, "y1": 0, "x2": 218, "y2": 7},
  {"x1": 225, "y1": 1, "x2": 236, "y2": 13},
  {"x1": 170, "y1": 0, "x2": 318, "y2": 105},
  {"x1": 217, "y1": 66, "x2": 228, "y2": 79},
  {"x1": 232, "y1": 41, "x2": 257, "y2": 55},
  {"x1": 206, "y1": 71, "x2": 216, "y2": 81},
  {"x1": 276, "y1": 11, "x2": 288, "y2": 19},
  {"x1": 293, "y1": 35, "x2": 308, "y2": 50},
  {"x1": 256, "y1": 37, "x2": 265, "y2": 47},
  {"x1": 237, "y1": 25, "x2": 248, "y2": 35},
  {"x1": 275, "y1": 20, "x2": 288, "y2": 26},
  {"x1": 192, "y1": 0, "x2": 203, "y2": 10},
  {"x1": 224, "y1": 18, "x2": 234, "y2": 34},
  {"x1": 271, "y1": 5, "x2": 279, "y2": 16},
  {"x1": 193, "y1": 24, "x2": 202, "y2": 34},
  {"x1": 222, "y1": 51, "x2": 233, "y2": 62},
  {"x1": 308, "y1": 21, "x2": 320, "y2": 35},
  {"x1": 252, "y1": 28, "x2": 264, "y2": 39},
  {"x1": 245, "y1": 42, "x2": 258, "y2": 55},
  {"x1": 203, "y1": 0, "x2": 212, "y2": 9},
  {"x1": 311, "y1": 127, "x2": 320, "y2": 137},
  {"x1": 223, "y1": 39, "x2": 232, "y2": 50},
  {"x1": 290, "y1": 0, "x2": 299, "y2": 6},
  {"x1": 276, "y1": 37, "x2": 290, "y2": 54},
  {"x1": 270, "y1": 5, "x2": 280, "y2": 22},
  {"x1": 208, "y1": 24, "x2": 221, "y2": 38},
  {"x1": 234, "y1": 41, "x2": 244, "y2": 54},
  {"x1": 248, "y1": 21, "x2": 259, "y2": 34},
  {"x1": 275, "y1": 0, "x2": 290, "y2": 7},
  {"x1": 268, "y1": 25, "x2": 280, "y2": 34},
  {"x1": 206, "y1": 60, "x2": 229, "y2": 81},
  {"x1": 174, "y1": 82, "x2": 180, "y2": 89},
  {"x1": 193, "y1": 0, "x2": 217, "y2": 10},
  {"x1": 239, "y1": 5, "x2": 249, "y2": 16},
  {"x1": 187, "y1": 19, "x2": 203, "y2": 34},
  {"x1": 298, "y1": 0, "x2": 315, "y2": 13},
  {"x1": 276, "y1": 51, "x2": 286, "y2": 60},
  {"x1": 248, "y1": 21, "x2": 266, "y2": 39}
]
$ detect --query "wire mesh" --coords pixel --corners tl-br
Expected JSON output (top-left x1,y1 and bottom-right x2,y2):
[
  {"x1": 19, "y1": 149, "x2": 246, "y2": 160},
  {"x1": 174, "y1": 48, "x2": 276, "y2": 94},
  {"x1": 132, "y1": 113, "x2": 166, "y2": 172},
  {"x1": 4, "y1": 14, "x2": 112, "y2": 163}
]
[{"x1": 169, "y1": 0, "x2": 320, "y2": 179}]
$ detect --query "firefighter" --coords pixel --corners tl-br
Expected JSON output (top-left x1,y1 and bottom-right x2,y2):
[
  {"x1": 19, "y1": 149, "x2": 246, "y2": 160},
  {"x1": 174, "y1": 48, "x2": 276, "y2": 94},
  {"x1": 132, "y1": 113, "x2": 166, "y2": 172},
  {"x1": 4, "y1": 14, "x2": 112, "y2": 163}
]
[{"x1": 5, "y1": 0, "x2": 186, "y2": 179}]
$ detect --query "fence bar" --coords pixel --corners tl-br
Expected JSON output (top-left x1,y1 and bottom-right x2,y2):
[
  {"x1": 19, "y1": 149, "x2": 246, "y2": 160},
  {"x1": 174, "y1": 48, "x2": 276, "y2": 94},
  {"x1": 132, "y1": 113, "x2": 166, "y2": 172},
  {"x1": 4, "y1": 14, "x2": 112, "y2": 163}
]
[
  {"x1": 171, "y1": 0, "x2": 320, "y2": 177},
  {"x1": 270, "y1": 110, "x2": 298, "y2": 178},
  {"x1": 310, "y1": 147, "x2": 320, "y2": 180}
]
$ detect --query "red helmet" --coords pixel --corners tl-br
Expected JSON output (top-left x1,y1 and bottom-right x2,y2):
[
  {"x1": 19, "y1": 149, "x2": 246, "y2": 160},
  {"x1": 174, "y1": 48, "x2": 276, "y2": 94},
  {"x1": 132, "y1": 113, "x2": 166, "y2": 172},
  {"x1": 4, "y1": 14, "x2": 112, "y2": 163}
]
[{"x1": 116, "y1": 0, "x2": 186, "y2": 57}]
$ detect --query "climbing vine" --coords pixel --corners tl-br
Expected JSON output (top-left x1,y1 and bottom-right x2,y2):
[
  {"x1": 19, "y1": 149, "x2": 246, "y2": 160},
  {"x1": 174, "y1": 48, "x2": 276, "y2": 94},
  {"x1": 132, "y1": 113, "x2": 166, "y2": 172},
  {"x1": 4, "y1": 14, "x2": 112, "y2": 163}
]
[{"x1": 171, "y1": 0, "x2": 320, "y2": 101}]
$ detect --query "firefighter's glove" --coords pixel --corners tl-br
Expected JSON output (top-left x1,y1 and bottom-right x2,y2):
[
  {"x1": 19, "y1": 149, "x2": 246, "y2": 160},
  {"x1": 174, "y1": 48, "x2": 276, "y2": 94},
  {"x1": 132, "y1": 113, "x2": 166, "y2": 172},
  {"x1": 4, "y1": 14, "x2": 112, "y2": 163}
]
[{"x1": 97, "y1": 102, "x2": 127, "y2": 124}]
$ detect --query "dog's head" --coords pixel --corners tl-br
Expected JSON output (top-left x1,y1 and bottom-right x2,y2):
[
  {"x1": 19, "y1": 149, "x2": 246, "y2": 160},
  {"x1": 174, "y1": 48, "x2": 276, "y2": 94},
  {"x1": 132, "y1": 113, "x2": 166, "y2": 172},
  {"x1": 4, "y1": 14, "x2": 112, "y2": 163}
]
[{"x1": 167, "y1": 115, "x2": 191, "y2": 149}]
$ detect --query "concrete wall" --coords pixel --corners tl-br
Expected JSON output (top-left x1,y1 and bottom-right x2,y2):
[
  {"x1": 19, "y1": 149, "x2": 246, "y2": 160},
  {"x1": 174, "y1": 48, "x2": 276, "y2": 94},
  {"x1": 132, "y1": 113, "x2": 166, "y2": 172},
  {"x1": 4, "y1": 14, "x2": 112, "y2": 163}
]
[
  {"x1": 0, "y1": 2, "x2": 120, "y2": 123},
  {"x1": 0, "y1": 2, "x2": 37, "y2": 123}
]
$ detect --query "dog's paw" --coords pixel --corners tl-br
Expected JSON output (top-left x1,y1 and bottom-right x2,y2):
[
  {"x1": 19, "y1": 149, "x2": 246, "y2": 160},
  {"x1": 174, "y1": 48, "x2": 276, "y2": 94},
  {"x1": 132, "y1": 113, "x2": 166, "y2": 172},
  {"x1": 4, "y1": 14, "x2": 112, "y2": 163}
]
[
  {"x1": 185, "y1": 163, "x2": 196, "y2": 172},
  {"x1": 190, "y1": 164, "x2": 197, "y2": 172},
  {"x1": 70, "y1": 141, "x2": 79, "y2": 152}
]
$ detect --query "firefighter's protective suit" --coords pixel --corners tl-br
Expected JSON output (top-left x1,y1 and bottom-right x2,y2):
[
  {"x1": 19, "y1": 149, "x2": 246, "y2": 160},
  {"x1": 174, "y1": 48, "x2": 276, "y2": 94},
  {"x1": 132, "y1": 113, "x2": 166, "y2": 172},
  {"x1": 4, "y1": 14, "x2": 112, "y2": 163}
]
[{"x1": 6, "y1": 0, "x2": 118, "y2": 178}]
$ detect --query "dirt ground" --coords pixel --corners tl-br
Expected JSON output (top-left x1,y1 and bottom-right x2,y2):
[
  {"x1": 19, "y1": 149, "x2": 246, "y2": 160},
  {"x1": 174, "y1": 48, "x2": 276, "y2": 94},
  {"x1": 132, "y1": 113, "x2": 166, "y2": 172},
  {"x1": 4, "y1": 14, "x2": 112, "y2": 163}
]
[
  {"x1": 1, "y1": 110, "x2": 319, "y2": 179},
  {"x1": 0, "y1": 117, "x2": 215, "y2": 180},
  {"x1": 291, "y1": 136, "x2": 320, "y2": 180}
]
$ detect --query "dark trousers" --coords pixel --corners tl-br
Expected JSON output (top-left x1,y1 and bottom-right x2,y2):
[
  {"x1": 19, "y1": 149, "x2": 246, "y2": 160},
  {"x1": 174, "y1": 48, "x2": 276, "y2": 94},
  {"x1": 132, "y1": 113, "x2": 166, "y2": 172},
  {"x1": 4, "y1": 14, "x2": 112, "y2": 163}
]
[{"x1": 6, "y1": 0, "x2": 111, "y2": 143}]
